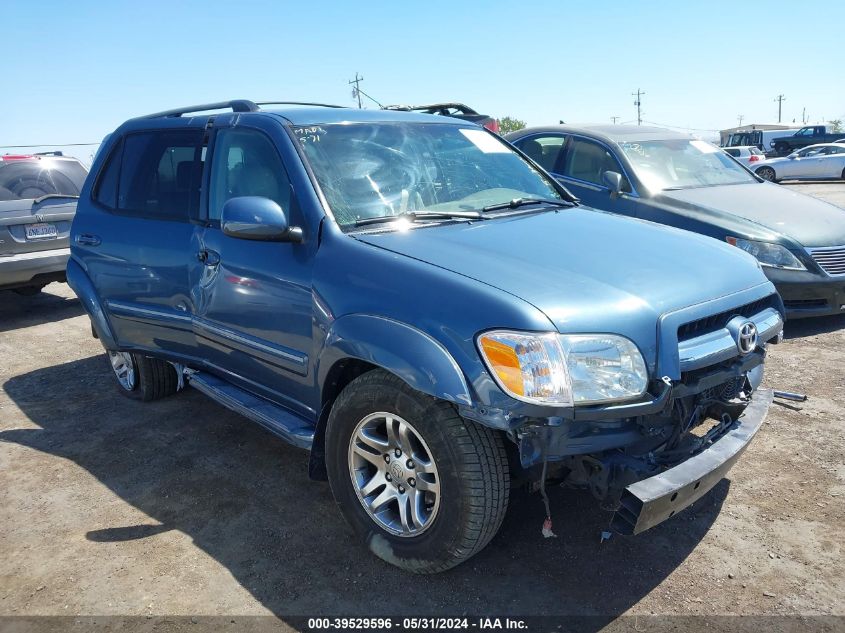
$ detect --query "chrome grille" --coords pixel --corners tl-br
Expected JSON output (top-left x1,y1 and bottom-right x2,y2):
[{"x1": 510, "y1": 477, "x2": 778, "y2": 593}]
[{"x1": 808, "y1": 246, "x2": 845, "y2": 276}]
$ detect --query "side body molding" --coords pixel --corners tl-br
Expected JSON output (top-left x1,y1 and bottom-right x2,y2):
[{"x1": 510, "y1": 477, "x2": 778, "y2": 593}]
[
  {"x1": 318, "y1": 315, "x2": 472, "y2": 406},
  {"x1": 66, "y1": 258, "x2": 118, "y2": 349}
]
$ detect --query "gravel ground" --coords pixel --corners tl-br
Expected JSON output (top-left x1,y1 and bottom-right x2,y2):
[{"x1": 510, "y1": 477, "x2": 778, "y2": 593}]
[{"x1": 1, "y1": 184, "x2": 844, "y2": 629}]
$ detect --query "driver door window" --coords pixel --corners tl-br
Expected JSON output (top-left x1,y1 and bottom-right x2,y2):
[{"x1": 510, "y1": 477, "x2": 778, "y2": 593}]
[
  {"x1": 561, "y1": 138, "x2": 630, "y2": 191},
  {"x1": 208, "y1": 128, "x2": 291, "y2": 221}
]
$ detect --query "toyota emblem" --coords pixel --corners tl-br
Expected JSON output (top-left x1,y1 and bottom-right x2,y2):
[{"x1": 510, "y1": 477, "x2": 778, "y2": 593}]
[{"x1": 737, "y1": 322, "x2": 758, "y2": 355}]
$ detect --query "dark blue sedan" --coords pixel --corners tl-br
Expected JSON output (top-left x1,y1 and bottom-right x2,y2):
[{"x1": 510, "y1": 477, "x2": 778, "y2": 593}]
[{"x1": 506, "y1": 125, "x2": 845, "y2": 319}]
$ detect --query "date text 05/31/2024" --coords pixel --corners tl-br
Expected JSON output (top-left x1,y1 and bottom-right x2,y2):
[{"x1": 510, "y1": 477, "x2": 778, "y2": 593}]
[{"x1": 307, "y1": 618, "x2": 528, "y2": 630}]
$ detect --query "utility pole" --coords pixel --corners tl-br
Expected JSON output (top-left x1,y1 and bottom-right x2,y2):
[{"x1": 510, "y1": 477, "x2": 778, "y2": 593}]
[
  {"x1": 802, "y1": 107, "x2": 807, "y2": 124},
  {"x1": 632, "y1": 89, "x2": 644, "y2": 126},
  {"x1": 774, "y1": 94, "x2": 786, "y2": 123},
  {"x1": 737, "y1": 114, "x2": 744, "y2": 127},
  {"x1": 349, "y1": 73, "x2": 364, "y2": 109},
  {"x1": 611, "y1": 116, "x2": 620, "y2": 124}
]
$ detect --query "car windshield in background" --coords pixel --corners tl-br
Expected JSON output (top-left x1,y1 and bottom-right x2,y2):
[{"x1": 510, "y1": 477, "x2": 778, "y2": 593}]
[
  {"x1": 619, "y1": 139, "x2": 758, "y2": 191},
  {"x1": 293, "y1": 123, "x2": 563, "y2": 228},
  {"x1": 0, "y1": 159, "x2": 87, "y2": 201}
]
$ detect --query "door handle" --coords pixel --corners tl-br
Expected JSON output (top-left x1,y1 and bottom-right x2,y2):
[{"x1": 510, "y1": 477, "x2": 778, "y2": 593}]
[
  {"x1": 197, "y1": 249, "x2": 220, "y2": 266},
  {"x1": 75, "y1": 233, "x2": 101, "y2": 246}
]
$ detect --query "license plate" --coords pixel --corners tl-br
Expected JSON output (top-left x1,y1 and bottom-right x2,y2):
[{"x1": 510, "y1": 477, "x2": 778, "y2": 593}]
[{"x1": 25, "y1": 223, "x2": 58, "y2": 240}]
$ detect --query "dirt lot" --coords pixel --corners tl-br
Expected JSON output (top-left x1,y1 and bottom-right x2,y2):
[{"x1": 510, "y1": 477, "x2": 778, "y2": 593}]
[{"x1": 1, "y1": 185, "x2": 844, "y2": 629}]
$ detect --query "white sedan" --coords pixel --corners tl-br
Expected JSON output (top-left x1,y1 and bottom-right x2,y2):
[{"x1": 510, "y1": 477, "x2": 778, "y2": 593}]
[
  {"x1": 723, "y1": 145, "x2": 765, "y2": 168},
  {"x1": 753, "y1": 143, "x2": 845, "y2": 182}
]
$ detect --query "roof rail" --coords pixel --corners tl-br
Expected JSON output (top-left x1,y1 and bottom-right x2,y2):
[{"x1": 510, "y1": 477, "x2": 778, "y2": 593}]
[
  {"x1": 140, "y1": 100, "x2": 259, "y2": 119},
  {"x1": 139, "y1": 100, "x2": 346, "y2": 119},
  {"x1": 255, "y1": 101, "x2": 343, "y2": 109},
  {"x1": 34, "y1": 151, "x2": 64, "y2": 157}
]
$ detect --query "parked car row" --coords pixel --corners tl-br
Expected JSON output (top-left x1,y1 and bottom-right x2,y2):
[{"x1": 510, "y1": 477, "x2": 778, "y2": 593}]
[{"x1": 6, "y1": 99, "x2": 842, "y2": 577}]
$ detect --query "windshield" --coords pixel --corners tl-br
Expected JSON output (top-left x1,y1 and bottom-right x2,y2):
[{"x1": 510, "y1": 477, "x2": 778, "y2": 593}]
[
  {"x1": 0, "y1": 158, "x2": 87, "y2": 201},
  {"x1": 293, "y1": 123, "x2": 563, "y2": 227},
  {"x1": 619, "y1": 139, "x2": 758, "y2": 190}
]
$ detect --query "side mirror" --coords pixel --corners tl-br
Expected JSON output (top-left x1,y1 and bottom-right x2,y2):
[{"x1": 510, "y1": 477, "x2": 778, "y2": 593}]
[
  {"x1": 788, "y1": 154, "x2": 797, "y2": 159},
  {"x1": 602, "y1": 170, "x2": 624, "y2": 197},
  {"x1": 221, "y1": 196, "x2": 303, "y2": 243}
]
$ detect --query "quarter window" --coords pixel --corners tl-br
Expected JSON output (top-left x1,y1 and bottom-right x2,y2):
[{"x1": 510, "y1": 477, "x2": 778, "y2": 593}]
[{"x1": 208, "y1": 128, "x2": 292, "y2": 222}]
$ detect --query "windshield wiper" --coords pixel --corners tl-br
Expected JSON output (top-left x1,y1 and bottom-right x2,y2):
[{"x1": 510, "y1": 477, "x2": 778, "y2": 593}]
[
  {"x1": 354, "y1": 210, "x2": 483, "y2": 227},
  {"x1": 33, "y1": 194, "x2": 80, "y2": 204},
  {"x1": 481, "y1": 197, "x2": 574, "y2": 213}
]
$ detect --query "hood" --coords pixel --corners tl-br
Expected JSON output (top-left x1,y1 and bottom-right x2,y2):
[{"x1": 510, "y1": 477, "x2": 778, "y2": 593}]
[
  {"x1": 355, "y1": 208, "x2": 768, "y2": 337},
  {"x1": 656, "y1": 182, "x2": 845, "y2": 247}
]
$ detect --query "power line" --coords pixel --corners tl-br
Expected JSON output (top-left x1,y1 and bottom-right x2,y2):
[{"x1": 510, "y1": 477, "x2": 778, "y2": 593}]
[
  {"x1": 2, "y1": 142, "x2": 101, "y2": 149},
  {"x1": 641, "y1": 120, "x2": 720, "y2": 133}
]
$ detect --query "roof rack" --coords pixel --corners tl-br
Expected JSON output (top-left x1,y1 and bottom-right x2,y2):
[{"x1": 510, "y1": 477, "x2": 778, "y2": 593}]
[
  {"x1": 140, "y1": 100, "x2": 344, "y2": 119},
  {"x1": 140, "y1": 100, "x2": 260, "y2": 119}
]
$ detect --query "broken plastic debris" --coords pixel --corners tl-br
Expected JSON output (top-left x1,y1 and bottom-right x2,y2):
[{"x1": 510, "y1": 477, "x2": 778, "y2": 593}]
[
  {"x1": 600, "y1": 530, "x2": 613, "y2": 543},
  {"x1": 541, "y1": 517, "x2": 557, "y2": 538}
]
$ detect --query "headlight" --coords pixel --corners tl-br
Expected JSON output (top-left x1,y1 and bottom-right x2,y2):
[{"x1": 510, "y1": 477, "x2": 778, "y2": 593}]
[
  {"x1": 477, "y1": 331, "x2": 648, "y2": 406},
  {"x1": 726, "y1": 237, "x2": 806, "y2": 271}
]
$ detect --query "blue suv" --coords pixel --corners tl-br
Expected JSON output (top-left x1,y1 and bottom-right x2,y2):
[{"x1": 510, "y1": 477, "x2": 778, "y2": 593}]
[{"x1": 70, "y1": 100, "x2": 784, "y2": 573}]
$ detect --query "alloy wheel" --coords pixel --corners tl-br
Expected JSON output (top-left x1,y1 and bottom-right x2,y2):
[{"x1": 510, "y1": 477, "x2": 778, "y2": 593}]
[
  {"x1": 108, "y1": 351, "x2": 137, "y2": 391},
  {"x1": 347, "y1": 412, "x2": 441, "y2": 537}
]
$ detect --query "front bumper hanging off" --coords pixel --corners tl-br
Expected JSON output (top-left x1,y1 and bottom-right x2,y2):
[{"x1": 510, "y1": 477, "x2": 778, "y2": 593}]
[{"x1": 610, "y1": 388, "x2": 773, "y2": 535}]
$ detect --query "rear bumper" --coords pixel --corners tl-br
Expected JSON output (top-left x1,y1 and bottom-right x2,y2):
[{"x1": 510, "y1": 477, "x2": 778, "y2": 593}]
[
  {"x1": 611, "y1": 388, "x2": 772, "y2": 535},
  {"x1": 0, "y1": 247, "x2": 69, "y2": 290}
]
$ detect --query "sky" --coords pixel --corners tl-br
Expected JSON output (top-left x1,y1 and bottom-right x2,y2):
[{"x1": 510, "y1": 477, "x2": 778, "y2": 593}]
[{"x1": 2, "y1": 0, "x2": 843, "y2": 163}]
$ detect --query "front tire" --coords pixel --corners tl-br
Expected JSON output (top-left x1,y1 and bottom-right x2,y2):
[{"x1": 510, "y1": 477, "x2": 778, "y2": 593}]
[
  {"x1": 107, "y1": 351, "x2": 179, "y2": 401},
  {"x1": 325, "y1": 370, "x2": 510, "y2": 574}
]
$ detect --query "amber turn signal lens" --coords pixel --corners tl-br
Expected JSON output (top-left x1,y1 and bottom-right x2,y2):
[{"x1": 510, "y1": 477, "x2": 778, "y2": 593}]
[{"x1": 478, "y1": 336, "x2": 524, "y2": 396}]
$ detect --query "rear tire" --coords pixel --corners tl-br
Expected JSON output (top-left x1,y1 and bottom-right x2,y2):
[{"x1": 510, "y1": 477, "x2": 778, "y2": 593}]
[
  {"x1": 325, "y1": 370, "x2": 510, "y2": 574},
  {"x1": 774, "y1": 143, "x2": 790, "y2": 156},
  {"x1": 756, "y1": 166, "x2": 777, "y2": 182},
  {"x1": 107, "y1": 351, "x2": 179, "y2": 402}
]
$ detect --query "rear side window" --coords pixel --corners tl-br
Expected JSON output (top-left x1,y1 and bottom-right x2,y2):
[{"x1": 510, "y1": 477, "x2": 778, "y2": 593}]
[
  {"x1": 94, "y1": 130, "x2": 203, "y2": 220},
  {"x1": 0, "y1": 158, "x2": 87, "y2": 201},
  {"x1": 724, "y1": 148, "x2": 740, "y2": 157},
  {"x1": 515, "y1": 135, "x2": 567, "y2": 173}
]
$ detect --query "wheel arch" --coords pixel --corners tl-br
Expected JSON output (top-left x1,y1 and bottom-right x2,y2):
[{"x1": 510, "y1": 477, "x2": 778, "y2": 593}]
[
  {"x1": 66, "y1": 257, "x2": 118, "y2": 349},
  {"x1": 307, "y1": 315, "x2": 473, "y2": 480}
]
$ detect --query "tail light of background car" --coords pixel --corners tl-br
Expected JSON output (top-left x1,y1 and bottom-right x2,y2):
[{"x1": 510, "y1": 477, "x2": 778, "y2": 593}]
[
  {"x1": 483, "y1": 119, "x2": 500, "y2": 134},
  {"x1": 748, "y1": 155, "x2": 761, "y2": 162}
]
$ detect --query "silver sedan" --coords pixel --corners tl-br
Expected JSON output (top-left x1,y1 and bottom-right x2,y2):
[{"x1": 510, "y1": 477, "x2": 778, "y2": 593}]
[{"x1": 753, "y1": 143, "x2": 845, "y2": 182}]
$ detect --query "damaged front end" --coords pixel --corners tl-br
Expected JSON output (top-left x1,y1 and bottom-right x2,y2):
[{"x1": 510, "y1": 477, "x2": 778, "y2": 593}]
[{"x1": 516, "y1": 344, "x2": 775, "y2": 535}]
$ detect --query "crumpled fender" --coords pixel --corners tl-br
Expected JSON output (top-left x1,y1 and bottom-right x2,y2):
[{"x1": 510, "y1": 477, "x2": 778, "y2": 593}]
[
  {"x1": 317, "y1": 314, "x2": 472, "y2": 406},
  {"x1": 66, "y1": 257, "x2": 117, "y2": 349}
]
